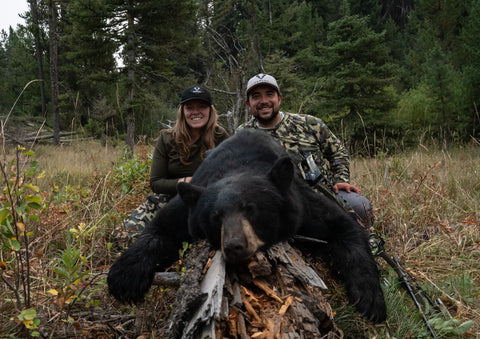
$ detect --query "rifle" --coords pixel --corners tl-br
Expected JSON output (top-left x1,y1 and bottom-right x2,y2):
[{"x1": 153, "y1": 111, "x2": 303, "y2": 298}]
[{"x1": 368, "y1": 232, "x2": 451, "y2": 338}]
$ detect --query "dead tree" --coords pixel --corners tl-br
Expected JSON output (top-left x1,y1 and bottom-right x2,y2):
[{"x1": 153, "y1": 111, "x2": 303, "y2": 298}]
[{"x1": 156, "y1": 240, "x2": 343, "y2": 339}]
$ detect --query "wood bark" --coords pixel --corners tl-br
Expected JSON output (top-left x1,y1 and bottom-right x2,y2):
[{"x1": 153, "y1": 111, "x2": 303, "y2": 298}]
[{"x1": 157, "y1": 240, "x2": 343, "y2": 339}]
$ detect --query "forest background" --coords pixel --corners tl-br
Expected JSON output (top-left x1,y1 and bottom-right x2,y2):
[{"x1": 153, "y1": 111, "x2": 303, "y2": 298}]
[
  {"x1": 1, "y1": 0, "x2": 480, "y2": 154},
  {"x1": 1, "y1": 0, "x2": 480, "y2": 338}
]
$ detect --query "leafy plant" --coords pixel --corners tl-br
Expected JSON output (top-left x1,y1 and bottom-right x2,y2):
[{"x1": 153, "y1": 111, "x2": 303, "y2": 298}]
[
  {"x1": 113, "y1": 154, "x2": 151, "y2": 193},
  {"x1": 46, "y1": 234, "x2": 94, "y2": 314},
  {"x1": 50, "y1": 237, "x2": 89, "y2": 287},
  {"x1": 84, "y1": 118, "x2": 104, "y2": 138},
  {"x1": 13, "y1": 308, "x2": 40, "y2": 337},
  {"x1": 429, "y1": 317, "x2": 473, "y2": 337},
  {"x1": 0, "y1": 147, "x2": 46, "y2": 309}
]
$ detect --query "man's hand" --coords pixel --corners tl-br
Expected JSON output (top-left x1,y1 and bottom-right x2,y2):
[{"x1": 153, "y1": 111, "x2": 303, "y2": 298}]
[{"x1": 334, "y1": 182, "x2": 362, "y2": 194}]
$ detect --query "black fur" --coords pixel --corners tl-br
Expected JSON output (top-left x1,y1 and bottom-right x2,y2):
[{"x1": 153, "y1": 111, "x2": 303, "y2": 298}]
[{"x1": 107, "y1": 129, "x2": 386, "y2": 323}]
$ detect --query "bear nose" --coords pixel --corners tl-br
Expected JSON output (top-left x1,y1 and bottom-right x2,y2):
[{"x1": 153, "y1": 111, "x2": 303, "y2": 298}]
[{"x1": 223, "y1": 238, "x2": 247, "y2": 263}]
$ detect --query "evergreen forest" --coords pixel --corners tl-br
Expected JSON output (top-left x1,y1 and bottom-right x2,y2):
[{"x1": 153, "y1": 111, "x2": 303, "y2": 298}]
[
  {"x1": 1, "y1": 0, "x2": 480, "y2": 155},
  {"x1": 1, "y1": 1, "x2": 480, "y2": 338}
]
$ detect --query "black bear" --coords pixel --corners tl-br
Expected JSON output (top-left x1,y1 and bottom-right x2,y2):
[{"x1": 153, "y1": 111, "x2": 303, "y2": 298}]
[{"x1": 108, "y1": 129, "x2": 386, "y2": 323}]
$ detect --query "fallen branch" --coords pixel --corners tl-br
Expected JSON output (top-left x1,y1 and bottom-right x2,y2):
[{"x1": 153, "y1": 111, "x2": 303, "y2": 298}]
[
  {"x1": 22, "y1": 131, "x2": 77, "y2": 142},
  {"x1": 153, "y1": 272, "x2": 181, "y2": 287}
]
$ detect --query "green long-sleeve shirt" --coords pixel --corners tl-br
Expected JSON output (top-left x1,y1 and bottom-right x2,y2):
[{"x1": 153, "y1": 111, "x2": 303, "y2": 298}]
[{"x1": 149, "y1": 126, "x2": 229, "y2": 196}]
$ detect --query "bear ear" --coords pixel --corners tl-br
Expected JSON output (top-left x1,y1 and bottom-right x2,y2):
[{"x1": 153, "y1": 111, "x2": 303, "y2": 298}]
[
  {"x1": 268, "y1": 156, "x2": 294, "y2": 191},
  {"x1": 177, "y1": 182, "x2": 205, "y2": 208}
]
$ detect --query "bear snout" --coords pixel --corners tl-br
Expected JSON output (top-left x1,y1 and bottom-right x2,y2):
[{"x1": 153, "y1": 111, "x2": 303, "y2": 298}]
[
  {"x1": 220, "y1": 213, "x2": 265, "y2": 263},
  {"x1": 222, "y1": 237, "x2": 248, "y2": 263}
]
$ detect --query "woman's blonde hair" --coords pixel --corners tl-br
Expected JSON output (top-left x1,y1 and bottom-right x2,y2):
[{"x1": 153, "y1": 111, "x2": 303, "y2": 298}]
[{"x1": 171, "y1": 103, "x2": 220, "y2": 164}]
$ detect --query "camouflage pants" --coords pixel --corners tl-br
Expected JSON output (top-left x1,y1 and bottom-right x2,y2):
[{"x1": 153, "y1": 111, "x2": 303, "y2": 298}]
[
  {"x1": 337, "y1": 190, "x2": 374, "y2": 228},
  {"x1": 116, "y1": 194, "x2": 171, "y2": 245}
]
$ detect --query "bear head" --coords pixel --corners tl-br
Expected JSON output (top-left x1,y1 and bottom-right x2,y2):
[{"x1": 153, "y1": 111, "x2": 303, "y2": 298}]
[{"x1": 177, "y1": 156, "x2": 302, "y2": 263}]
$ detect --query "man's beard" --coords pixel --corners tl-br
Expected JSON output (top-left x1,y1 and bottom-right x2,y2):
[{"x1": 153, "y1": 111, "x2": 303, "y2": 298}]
[{"x1": 254, "y1": 108, "x2": 279, "y2": 125}]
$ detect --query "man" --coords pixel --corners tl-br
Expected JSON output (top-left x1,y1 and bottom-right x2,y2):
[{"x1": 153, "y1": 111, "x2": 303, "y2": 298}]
[{"x1": 238, "y1": 73, "x2": 373, "y2": 226}]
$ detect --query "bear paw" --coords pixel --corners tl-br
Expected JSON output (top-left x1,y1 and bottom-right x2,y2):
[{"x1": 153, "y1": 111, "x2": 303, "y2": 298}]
[
  {"x1": 350, "y1": 283, "x2": 387, "y2": 323},
  {"x1": 107, "y1": 252, "x2": 156, "y2": 304}
]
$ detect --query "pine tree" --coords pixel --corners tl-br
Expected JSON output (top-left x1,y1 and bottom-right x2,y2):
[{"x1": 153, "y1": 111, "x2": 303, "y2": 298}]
[
  {"x1": 461, "y1": 0, "x2": 480, "y2": 139},
  {"x1": 104, "y1": 0, "x2": 201, "y2": 155},
  {"x1": 60, "y1": 0, "x2": 118, "y2": 125},
  {"x1": 406, "y1": 0, "x2": 471, "y2": 144},
  {"x1": 318, "y1": 15, "x2": 396, "y2": 116},
  {"x1": 0, "y1": 28, "x2": 40, "y2": 115},
  {"x1": 316, "y1": 14, "x2": 397, "y2": 155}
]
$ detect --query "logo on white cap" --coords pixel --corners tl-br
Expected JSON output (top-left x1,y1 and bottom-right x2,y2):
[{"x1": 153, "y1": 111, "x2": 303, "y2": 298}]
[{"x1": 246, "y1": 73, "x2": 280, "y2": 96}]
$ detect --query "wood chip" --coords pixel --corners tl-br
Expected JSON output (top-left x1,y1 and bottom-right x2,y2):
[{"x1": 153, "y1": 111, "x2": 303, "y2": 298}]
[
  {"x1": 241, "y1": 289, "x2": 262, "y2": 323},
  {"x1": 278, "y1": 295, "x2": 294, "y2": 316},
  {"x1": 202, "y1": 257, "x2": 213, "y2": 275},
  {"x1": 253, "y1": 279, "x2": 283, "y2": 303}
]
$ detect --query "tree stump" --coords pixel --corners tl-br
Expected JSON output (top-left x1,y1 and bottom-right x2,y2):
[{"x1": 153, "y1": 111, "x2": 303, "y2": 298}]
[{"x1": 158, "y1": 240, "x2": 343, "y2": 339}]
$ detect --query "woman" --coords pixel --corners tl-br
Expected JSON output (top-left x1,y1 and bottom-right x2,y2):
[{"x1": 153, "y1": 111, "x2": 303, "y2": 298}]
[{"x1": 122, "y1": 86, "x2": 229, "y2": 240}]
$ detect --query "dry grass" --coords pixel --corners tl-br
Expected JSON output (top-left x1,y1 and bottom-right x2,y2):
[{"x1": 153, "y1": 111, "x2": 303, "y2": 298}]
[
  {"x1": 30, "y1": 140, "x2": 123, "y2": 189},
  {"x1": 0, "y1": 140, "x2": 479, "y2": 338},
  {"x1": 351, "y1": 145, "x2": 480, "y2": 337}
]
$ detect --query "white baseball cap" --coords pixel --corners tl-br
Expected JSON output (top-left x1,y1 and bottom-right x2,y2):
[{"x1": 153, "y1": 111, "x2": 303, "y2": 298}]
[{"x1": 246, "y1": 73, "x2": 280, "y2": 97}]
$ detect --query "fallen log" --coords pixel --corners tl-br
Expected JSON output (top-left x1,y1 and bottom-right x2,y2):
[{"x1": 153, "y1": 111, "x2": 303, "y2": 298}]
[
  {"x1": 163, "y1": 240, "x2": 212, "y2": 338},
  {"x1": 157, "y1": 240, "x2": 343, "y2": 339},
  {"x1": 3, "y1": 131, "x2": 79, "y2": 145},
  {"x1": 19, "y1": 131, "x2": 77, "y2": 143},
  {"x1": 153, "y1": 271, "x2": 181, "y2": 287},
  {"x1": 3, "y1": 133, "x2": 27, "y2": 146}
]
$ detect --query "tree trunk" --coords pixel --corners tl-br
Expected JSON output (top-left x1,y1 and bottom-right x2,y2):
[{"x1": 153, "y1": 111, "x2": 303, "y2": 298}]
[
  {"x1": 159, "y1": 240, "x2": 343, "y2": 339},
  {"x1": 250, "y1": 0, "x2": 264, "y2": 73},
  {"x1": 48, "y1": 0, "x2": 60, "y2": 145},
  {"x1": 29, "y1": 0, "x2": 47, "y2": 117},
  {"x1": 125, "y1": 4, "x2": 136, "y2": 158}
]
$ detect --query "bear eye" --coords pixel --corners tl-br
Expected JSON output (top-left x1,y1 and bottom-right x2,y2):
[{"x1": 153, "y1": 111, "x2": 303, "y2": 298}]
[
  {"x1": 242, "y1": 202, "x2": 256, "y2": 216},
  {"x1": 211, "y1": 210, "x2": 222, "y2": 224}
]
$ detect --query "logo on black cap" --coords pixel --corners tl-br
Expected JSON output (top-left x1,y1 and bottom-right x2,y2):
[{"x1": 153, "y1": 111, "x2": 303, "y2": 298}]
[{"x1": 180, "y1": 86, "x2": 212, "y2": 105}]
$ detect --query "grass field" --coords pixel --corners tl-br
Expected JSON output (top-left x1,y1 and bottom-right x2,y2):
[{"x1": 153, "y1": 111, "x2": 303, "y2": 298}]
[{"x1": 0, "y1": 139, "x2": 478, "y2": 338}]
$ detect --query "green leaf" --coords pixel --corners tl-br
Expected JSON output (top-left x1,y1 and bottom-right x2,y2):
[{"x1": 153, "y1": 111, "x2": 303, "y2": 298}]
[
  {"x1": 1, "y1": 224, "x2": 14, "y2": 238},
  {"x1": 453, "y1": 320, "x2": 473, "y2": 335},
  {"x1": 16, "y1": 201, "x2": 27, "y2": 213},
  {"x1": 29, "y1": 215, "x2": 40, "y2": 222},
  {"x1": 27, "y1": 202, "x2": 42, "y2": 210},
  {"x1": 26, "y1": 194, "x2": 43, "y2": 203},
  {"x1": 25, "y1": 184, "x2": 40, "y2": 193},
  {"x1": 10, "y1": 239, "x2": 21, "y2": 251},
  {"x1": 52, "y1": 266, "x2": 69, "y2": 279},
  {"x1": 21, "y1": 309, "x2": 37, "y2": 321},
  {"x1": 0, "y1": 209, "x2": 11, "y2": 224}
]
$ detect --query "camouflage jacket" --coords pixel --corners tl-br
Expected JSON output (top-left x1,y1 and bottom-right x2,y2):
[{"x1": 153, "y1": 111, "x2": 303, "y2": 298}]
[{"x1": 237, "y1": 112, "x2": 350, "y2": 191}]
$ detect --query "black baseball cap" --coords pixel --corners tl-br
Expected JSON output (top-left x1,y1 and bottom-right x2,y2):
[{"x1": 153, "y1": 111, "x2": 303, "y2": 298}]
[{"x1": 180, "y1": 86, "x2": 212, "y2": 105}]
